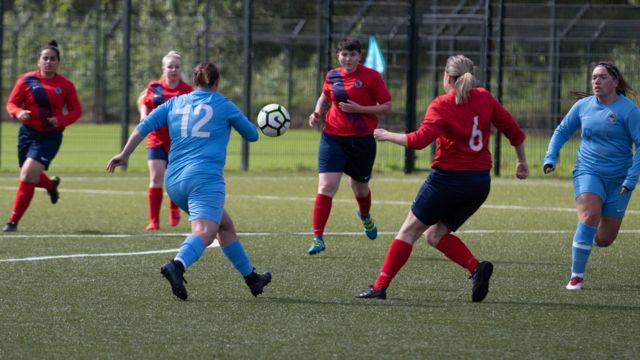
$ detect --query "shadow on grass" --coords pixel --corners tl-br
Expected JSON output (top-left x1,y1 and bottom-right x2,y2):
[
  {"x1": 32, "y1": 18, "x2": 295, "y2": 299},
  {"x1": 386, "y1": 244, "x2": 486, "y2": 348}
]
[{"x1": 256, "y1": 295, "x2": 447, "y2": 309}]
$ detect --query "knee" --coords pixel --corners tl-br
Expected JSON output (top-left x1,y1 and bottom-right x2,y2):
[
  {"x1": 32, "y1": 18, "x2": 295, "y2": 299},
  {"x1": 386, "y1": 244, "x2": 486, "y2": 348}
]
[
  {"x1": 349, "y1": 181, "x2": 369, "y2": 197},
  {"x1": 192, "y1": 230, "x2": 215, "y2": 246},
  {"x1": 424, "y1": 230, "x2": 442, "y2": 248},
  {"x1": 594, "y1": 236, "x2": 614, "y2": 247},
  {"x1": 318, "y1": 183, "x2": 338, "y2": 196},
  {"x1": 352, "y1": 187, "x2": 370, "y2": 198},
  {"x1": 19, "y1": 173, "x2": 38, "y2": 183},
  {"x1": 149, "y1": 174, "x2": 164, "y2": 188},
  {"x1": 578, "y1": 212, "x2": 600, "y2": 227}
]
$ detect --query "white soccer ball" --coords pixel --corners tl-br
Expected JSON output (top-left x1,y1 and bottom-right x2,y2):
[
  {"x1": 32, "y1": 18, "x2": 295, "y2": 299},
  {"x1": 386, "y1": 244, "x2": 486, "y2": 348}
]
[{"x1": 257, "y1": 103, "x2": 291, "y2": 137}]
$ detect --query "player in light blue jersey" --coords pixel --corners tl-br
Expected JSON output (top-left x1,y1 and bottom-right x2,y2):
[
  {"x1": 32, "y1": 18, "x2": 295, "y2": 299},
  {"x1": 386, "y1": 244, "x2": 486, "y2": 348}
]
[
  {"x1": 107, "y1": 63, "x2": 271, "y2": 300},
  {"x1": 544, "y1": 61, "x2": 640, "y2": 290}
]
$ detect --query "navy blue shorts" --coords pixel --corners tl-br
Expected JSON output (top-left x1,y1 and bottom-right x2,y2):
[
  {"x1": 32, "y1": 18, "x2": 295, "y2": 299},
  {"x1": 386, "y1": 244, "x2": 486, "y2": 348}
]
[
  {"x1": 318, "y1": 132, "x2": 376, "y2": 183},
  {"x1": 147, "y1": 146, "x2": 168, "y2": 161},
  {"x1": 411, "y1": 168, "x2": 490, "y2": 231},
  {"x1": 17, "y1": 125, "x2": 63, "y2": 170}
]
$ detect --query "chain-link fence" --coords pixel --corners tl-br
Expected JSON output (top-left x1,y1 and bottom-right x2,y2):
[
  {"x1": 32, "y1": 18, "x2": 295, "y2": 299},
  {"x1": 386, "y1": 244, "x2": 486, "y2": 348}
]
[{"x1": 1, "y1": 0, "x2": 639, "y2": 176}]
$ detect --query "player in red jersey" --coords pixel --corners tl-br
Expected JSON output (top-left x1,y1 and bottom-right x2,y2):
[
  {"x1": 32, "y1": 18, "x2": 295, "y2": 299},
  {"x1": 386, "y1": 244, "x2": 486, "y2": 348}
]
[
  {"x1": 357, "y1": 55, "x2": 529, "y2": 302},
  {"x1": 307, "y1": 37, "x2": 392, "y2": 255},
  {"x1": 137, "y1": 51, "x2": 192, "y2": 231},
  {"x1": 3, "y1": 40, "x2": 82, "y2": 232}
]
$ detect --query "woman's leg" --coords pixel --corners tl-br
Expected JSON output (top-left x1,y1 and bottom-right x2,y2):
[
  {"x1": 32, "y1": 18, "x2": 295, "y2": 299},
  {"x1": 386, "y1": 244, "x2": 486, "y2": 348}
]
[
  {"x1": 308, "y1": 172, "x2": 342, "y2": 255},
  {"x1": 146, "y1": 159, "x2": 166, "y2": 230}
]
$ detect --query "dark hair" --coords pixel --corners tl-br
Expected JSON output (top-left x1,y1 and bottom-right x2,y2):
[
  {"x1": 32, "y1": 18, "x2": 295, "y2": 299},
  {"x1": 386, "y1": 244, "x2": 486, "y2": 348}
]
[
  {"x1": 337, "y1": 37, "x2": 361, "y2": 54},
  {"x1": 572, "y1": 61, "x2": 635, "y2": 99},
  {"x1": 192, "y1": 63, "x2": 220, "y2": 88},
  {"x1": 595, "y1": 61, "x2": 634, "y2": 96},
  {"x1": 39, "y1": 40, "x2": 60, "y2": 60}
]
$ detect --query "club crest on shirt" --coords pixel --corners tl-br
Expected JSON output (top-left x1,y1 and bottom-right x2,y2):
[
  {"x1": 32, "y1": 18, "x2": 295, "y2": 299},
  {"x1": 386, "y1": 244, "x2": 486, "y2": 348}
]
[
  {"x1": 607, "y1": 112, "x2": 617, "y2": 124},
  {"x1": 354, "y1": 80, "x2": 363, "y2": 88},
  {"x1": 54, "y1": 86, "x2": 62, "y2": 94}
]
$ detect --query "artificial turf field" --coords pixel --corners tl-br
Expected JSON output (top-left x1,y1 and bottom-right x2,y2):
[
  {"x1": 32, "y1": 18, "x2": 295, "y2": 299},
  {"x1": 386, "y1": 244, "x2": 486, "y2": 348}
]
[{"x1": 0, "y1": 173, "x2": 639, "y2": 359}]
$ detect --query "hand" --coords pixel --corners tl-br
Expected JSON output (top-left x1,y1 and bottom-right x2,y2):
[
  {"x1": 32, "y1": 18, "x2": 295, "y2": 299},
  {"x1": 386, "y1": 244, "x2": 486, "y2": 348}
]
[
  {"x1": 17, "y1": 110, "x2": 31, "y2": 122},
  {"x1": 621, "y1": 186, "x2": 631, "y2": 194},
  {"x1": 338, "y1": 100, "x2": 361, "y2": 113},
  {"x1": 543, "y1": 164, "x2": 555, "y2": 174},
  {"x1": 106, "y1": 154, "x2": 128, "y2": 173},
  {"x1": 516, "y1": 161, "x2": 529, "y2": 179},
  {"x1": 47, "y1": 117, "x2": 59, "y2": 128},
  {"x1": 373, "y1": 128, "x2": 389, "y2": 141},
  {"x1": 308, "y1": 112, "x2": 320, "y2": 127}
]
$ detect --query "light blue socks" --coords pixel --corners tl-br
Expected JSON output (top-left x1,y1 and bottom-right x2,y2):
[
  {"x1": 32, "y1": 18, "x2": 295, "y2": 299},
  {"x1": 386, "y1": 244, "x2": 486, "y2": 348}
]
[
  {"x1": 222, "y1": 240, "x2": 254, "y2": 277},
  {"x1": 571, "y1": 222, "x2": 597, "y2": 277},
  {"x1": 175, "y1": 235, "x2": 206, "y2": 269}
]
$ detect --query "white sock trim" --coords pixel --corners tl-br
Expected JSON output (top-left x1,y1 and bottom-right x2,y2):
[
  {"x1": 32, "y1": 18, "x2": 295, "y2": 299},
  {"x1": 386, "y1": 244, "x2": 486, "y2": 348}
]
[{"x1": 572, "y1": 241, "x2": 592, "y2": 251}]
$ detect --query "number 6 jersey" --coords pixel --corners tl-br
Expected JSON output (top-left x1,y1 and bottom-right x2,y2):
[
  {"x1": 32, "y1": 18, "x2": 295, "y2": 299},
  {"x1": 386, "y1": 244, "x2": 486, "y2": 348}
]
[{"x1": 406, "y1": 87, "x2": 526, "y2": 171}]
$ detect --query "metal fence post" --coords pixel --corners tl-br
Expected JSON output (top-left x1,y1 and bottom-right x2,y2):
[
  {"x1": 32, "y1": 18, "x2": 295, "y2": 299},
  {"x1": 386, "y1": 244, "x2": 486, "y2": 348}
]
[
  {"x1": 404, "y1": 0, "x2": 417, "y2": 174},
  {"x1": 120, "y1": 0, "x2": 131, "y2": 171},
  {"x1": 242, "y1": 0, "x2": 252, "y2": 171}
]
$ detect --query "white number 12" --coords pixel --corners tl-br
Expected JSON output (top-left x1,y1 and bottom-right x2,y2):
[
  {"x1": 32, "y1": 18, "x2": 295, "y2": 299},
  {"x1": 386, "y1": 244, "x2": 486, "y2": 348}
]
[{"x1": 175, "y1": 104, "x2": 213, "y2": 138}]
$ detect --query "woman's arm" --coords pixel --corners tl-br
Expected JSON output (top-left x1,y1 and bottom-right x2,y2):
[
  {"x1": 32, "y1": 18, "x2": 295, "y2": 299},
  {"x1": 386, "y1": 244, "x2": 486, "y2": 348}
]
[
  {"x1": 373, "y1": 128, "x2": 408, "y2": 147},
  {"x1": 309, "y1": 93, "x2": 330, "y2": 127},
  {"x1": 106, "y1": 129, "x2": 144, "y2": 172},
  {"x1": 339, "y1": 100, "x2": 391, "y2": 116},
  {"x1": 514, "y1": 143, "x2": 529, "y2": 179}
]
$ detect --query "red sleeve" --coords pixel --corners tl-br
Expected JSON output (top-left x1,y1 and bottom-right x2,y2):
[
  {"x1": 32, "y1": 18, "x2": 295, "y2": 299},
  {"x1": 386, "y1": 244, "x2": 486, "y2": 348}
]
[
  {"x1": 142, "y1": 82, "x2": 156, "y2": 110},
  {"x1": 489, "y1": 95, "x2": 526, "y2": 146},
  {"x1": 56, "y1": 80, "x2": 82, "y2": 128},
  {"x1": 6, "y1": 77, "x2": 27, "y2": 119},
  {"x1": 406, "y1": 99, "x2": 446, "y2": 150},
  {"x1": 370, "y1": 71, "x2": 391, "y2": 104}
]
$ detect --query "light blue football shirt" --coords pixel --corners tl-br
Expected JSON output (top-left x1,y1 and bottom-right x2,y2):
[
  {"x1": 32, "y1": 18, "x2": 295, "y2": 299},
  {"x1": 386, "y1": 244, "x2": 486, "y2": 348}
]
[
  {"x1": 544, "y1": 95, "x2": 640, "y2": 190},
  {"x1": 137, "y1": 88, "x2": 258, "y2": 187}
]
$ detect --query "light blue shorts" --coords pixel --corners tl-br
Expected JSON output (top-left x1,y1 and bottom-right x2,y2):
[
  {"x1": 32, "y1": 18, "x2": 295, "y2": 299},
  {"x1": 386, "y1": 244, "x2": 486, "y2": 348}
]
[
  {"x1": 166, "y1": 179, "x2": 225, "y2": 224},
  {"x1": 573, "y1": 173, "x2": 632, "y2": 217}
]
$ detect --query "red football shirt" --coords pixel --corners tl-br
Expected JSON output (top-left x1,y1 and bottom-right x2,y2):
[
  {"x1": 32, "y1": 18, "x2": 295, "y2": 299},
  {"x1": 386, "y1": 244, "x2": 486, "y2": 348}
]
[
  {"x1": 406, "y1": 88, "x2": 525, "y2": 171},
  {"x1": 142, "y1": 79, "x2": 192, "y2": 151},
  {"x1": 322, "y1": 64, "x2": 391, "y2": 137},
  {"x1": 6, "y1": 70, "x2": 82, "y2": 132}
]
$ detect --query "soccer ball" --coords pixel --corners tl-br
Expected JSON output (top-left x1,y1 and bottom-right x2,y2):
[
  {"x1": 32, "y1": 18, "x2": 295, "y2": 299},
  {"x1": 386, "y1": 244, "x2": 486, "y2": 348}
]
[{"x1": 257, "y1": 103, "x2": 291, "y2": 137}]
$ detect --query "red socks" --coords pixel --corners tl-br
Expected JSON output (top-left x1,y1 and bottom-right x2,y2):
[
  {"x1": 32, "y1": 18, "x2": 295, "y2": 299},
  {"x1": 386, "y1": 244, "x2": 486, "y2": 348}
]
[
  {"x1": 37, "y1": 173, "x2": 54, "y2": 190},
  {"x1": 9, "y1": 181, "x2": 36, "y2": 223},
  {"x1": 169, "y1": 199, "x2": 180, "y2": 227},
  {"x1": 355, "y1": 191, "x2": 372, "y2": 217},
  {"x1": 373, "y1": 239, "x2": 413, "y2": 290},
  {"x1": 148, "y1": 187, "x2": 163, "y2": 225},
  {"x1": 312, "y1": 193, "x2": 332, "y2": 238},
  {"x1": 436, "y1": 234, "x2": 479, "y2": 274}
]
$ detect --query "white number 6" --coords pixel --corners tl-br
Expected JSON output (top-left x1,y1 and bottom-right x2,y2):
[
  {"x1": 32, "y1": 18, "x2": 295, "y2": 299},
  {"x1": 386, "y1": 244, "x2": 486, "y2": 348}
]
[{"x1": 468, "y1": 115, "x2": 483, "y2": 152}]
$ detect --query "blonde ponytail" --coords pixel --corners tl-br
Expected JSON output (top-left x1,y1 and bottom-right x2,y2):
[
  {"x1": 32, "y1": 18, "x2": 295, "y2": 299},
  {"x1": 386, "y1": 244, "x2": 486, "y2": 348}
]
[{"x1": 445, "y1": 55, "x2": 477, "y2": 104}]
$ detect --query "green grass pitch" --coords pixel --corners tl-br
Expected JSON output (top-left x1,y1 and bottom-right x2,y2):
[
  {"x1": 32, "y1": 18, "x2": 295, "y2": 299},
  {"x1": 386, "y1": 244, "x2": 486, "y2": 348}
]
[{"x1": 0, "y1": 172, "x2": 639, "y2": 359}]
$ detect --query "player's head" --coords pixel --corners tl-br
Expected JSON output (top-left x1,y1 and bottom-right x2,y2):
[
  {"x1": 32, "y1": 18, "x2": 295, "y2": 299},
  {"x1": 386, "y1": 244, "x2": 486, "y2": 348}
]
[
  {"x1": 337, "y1": 37, "x2": 362, "y2": 54},
  {"x1": 444, "y1": 55, "x2": 477, "y2": 104},
  {"x1": 193, "y1": 62, "x2": 220, "y2": 89},
  {"x1": 38, "y1": 40, "x2": 60, "y2": 76},
  {"x1": 336, "y1": 37, "x2": 362, "y2": 73},
  {"x1": 593, "y1": 61, "x2": 634, "y2": 97},
  {"x1": 161, "y1": 50, "x2": 183, "y2": 83}
]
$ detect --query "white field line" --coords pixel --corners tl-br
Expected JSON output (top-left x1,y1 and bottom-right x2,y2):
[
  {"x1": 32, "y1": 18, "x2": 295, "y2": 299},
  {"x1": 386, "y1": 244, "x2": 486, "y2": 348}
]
[
  {"x1": 3, "y1": 229, "x2": 640, "y2": 264},
  {"x1": 0, "y1": 238, "x2": 220, "y2": 263},
  {"x1": 1, "y1": 185, "x2": 630, "y2": 214},
  {"x1": 0, "y1": 178, "x2": 638, "y2": 264}
]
